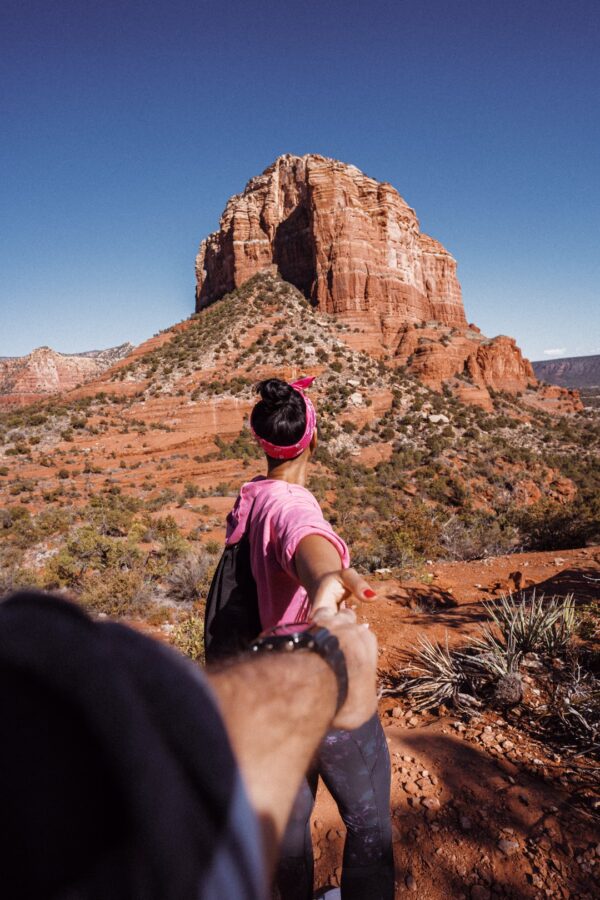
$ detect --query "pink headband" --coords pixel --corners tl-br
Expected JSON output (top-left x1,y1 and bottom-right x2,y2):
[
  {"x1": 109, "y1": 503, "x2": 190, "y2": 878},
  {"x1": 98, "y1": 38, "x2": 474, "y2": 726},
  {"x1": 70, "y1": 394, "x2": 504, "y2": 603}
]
[{"x1": 251, "y1": 376, "x2": 317, "y2": 460}]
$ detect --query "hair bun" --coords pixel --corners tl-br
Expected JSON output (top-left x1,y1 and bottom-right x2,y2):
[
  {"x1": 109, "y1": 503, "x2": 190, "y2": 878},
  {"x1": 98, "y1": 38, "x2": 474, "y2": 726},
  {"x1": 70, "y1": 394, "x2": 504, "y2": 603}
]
[{"x1": 256, "y1": 379, "x2": 294, "y2": 407}]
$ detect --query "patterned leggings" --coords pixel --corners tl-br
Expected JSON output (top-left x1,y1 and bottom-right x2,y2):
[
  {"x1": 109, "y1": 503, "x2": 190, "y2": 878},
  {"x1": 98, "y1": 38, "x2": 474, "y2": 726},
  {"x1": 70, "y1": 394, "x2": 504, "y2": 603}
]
[{"x1": 275, "y1": 714, "x2": 394, "y2": 900}]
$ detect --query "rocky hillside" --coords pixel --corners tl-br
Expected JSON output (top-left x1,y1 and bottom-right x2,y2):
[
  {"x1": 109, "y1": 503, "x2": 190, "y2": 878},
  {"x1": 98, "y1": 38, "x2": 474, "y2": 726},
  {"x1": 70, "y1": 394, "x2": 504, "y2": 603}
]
[
  {"x1": 1, "y1": 271, "x2": 597, "y2": 585},
  {"x1": 194, "y1": 154, "x2": 580, "y2": 412},
  {"x1": 0, "y1": 343, "x2": 133, "y2": 407}
]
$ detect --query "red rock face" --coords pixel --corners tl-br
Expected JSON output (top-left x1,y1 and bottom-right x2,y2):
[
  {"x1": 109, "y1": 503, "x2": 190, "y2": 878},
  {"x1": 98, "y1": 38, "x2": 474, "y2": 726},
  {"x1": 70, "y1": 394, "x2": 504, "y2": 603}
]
[
  {"x1": 196, "y1": 154, "x2": 466, "y2": 328},
  {"x1": 0, "y1": 344, "x2": 132, "y2": 406}
]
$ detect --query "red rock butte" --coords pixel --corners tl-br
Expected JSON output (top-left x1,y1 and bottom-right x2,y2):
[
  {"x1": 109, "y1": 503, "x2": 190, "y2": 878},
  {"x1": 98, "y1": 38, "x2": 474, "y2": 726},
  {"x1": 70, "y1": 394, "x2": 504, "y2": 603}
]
[
  {"x1": 195, "y1": 154, "x2": 580, "y2": 412},
  {"x1": 196, "y1": 153, "x2": 465, "y2": 329}
]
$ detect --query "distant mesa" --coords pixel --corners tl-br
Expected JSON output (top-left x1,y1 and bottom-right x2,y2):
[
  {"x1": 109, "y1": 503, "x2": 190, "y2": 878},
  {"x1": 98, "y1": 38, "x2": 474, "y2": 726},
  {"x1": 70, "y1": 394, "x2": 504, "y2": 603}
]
[
  {"x1": 532, "y1": 354, "x2": 600, "y2": 389},
  {"x1": 195, "y1": 153, "x2": 580, "y2": 411},
  {"x1": 0, "y1": 343, "x2": 133, "y2": 407}
]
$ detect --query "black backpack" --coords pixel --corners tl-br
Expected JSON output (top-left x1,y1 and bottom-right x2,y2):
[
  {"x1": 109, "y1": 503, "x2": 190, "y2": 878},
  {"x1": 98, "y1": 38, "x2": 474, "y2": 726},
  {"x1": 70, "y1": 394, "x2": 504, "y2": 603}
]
[{"x1": 204, "y1": 502, "x2": 262, "y2": 664}]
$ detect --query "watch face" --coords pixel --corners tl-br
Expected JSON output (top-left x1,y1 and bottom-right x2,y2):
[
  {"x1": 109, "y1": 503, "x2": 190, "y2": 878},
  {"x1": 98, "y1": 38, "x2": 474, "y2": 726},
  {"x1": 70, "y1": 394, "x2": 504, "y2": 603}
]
[{"x1": 266, "y1": 621, "x2": 313, "y2": 637}]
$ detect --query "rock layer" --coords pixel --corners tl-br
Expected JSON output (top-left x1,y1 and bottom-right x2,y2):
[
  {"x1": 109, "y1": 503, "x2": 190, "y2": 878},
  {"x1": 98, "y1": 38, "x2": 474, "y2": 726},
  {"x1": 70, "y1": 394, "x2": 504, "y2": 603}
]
[
  {"x1": 0, "y1": 344, "x2": 133, "y2": 406},
  {"x1": 196, "y1": 154, "x2": 466, "y2": 328}
]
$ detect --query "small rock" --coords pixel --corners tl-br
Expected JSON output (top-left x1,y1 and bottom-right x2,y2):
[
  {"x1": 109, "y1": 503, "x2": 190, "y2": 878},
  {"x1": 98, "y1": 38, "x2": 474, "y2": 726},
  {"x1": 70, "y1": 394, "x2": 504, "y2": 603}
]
[
  {"x1": 392, "y1": 706, "x2": 404, "y2": 718},
  {"x1": 407, "y1": 716, "x2": 420, "y2": 726},
  {"x1": 423, "y1": 797, "x2": 441, "y2": 810},
  {"x1": 460, "y1": 816, "x2": 472, "y2": 831},
  {"x1": 405, "y1": 874, "x2": 417, "y2": 892},
  {"x1": 498, "y1": 839, "x2": 519, "y2": 856},
  {"x1": 404, "y1": 781, "x2": 419, "y2": 795},
  {"x1": 501, "y1": 740, "x2": 514, "y2": 751}
]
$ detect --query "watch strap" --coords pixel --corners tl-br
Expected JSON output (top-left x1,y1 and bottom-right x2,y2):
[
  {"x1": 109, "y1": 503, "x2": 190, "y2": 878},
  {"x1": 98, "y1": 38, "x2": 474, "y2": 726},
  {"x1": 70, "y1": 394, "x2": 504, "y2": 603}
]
[{"x1": 249, "y1": 624, "x2": 349, "y2": 714}]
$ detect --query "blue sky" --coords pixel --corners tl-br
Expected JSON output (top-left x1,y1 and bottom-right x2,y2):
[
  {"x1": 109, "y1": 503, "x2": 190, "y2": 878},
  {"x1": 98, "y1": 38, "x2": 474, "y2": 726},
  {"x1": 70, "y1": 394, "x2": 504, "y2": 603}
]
[{"x1": 1, "y1": 0, "x2": 599, "y2": 360}]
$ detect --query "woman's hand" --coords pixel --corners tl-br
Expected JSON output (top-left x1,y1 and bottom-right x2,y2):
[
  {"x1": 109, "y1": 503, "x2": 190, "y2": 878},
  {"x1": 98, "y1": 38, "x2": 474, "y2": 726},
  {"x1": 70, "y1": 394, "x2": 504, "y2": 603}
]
[
  {"x1": 311, "y1": 567, "x2": 377, "y2": 618},
  {"x1": 295, "y1": 535, "x2": 377, "y2": 616}
]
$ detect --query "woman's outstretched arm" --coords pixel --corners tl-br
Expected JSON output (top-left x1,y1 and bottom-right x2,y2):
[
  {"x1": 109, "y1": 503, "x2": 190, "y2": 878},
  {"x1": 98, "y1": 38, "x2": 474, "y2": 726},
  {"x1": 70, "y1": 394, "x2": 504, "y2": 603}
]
[{"x1": 295, "y1": 534, "x2": 376, "y2": 615}]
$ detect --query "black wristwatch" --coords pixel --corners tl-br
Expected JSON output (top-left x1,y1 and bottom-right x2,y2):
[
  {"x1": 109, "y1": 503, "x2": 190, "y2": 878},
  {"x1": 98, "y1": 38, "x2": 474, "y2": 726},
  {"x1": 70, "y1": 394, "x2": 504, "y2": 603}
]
[{"x1": 249, "y1": 622, "x2": 349, "y2": 714}]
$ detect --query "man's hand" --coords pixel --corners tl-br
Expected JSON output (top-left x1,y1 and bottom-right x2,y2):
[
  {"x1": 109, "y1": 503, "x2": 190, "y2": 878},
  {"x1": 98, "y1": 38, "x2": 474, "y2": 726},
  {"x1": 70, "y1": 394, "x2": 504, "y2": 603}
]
[{"x1": 311, "y1": 606, "x2": 378, "y2": 731}]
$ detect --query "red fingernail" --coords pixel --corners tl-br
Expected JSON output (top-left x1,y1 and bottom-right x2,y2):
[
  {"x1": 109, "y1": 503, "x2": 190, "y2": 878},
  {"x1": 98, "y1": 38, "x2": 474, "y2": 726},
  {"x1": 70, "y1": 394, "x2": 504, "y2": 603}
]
[{"x1": 363, "y1": 589, "x2": 376, "y2": 598}]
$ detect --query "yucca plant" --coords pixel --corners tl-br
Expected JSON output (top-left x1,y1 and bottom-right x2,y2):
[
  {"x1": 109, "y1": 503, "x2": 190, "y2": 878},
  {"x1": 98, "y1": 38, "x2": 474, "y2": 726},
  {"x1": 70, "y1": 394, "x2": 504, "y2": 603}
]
[
  {"x1": 484, "y1": 591, "x2": 576, "y2": 657},
  {"x1": 467, "y1": 626, "x2": 522, "y2": 678},
  {"x1": 541, "y1": 595, "x2": 577, "y2": 654},
  {"x1": 402, "y1": 635, "x2": 481, "y2": 711}
]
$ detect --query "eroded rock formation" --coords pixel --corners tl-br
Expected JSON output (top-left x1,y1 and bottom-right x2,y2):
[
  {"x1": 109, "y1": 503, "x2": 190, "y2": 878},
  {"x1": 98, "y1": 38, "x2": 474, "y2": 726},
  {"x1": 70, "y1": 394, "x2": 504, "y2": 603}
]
[{"x1": 0, "y1": 344, "x2": 132, "y2": 406}]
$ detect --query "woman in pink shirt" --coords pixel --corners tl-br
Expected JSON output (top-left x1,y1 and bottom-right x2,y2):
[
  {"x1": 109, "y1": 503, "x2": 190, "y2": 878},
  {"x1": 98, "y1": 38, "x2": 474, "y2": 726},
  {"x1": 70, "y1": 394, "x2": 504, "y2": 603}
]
[{"x1": 224, "y1": 378, "x2": 393, "y2": 900}]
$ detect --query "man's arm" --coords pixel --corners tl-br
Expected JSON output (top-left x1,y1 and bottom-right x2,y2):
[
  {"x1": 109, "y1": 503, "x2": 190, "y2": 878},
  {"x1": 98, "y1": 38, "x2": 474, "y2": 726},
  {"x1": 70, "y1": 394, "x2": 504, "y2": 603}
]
[{"x1": 206, "y1": 610, "x2": 377, "y2": 873}]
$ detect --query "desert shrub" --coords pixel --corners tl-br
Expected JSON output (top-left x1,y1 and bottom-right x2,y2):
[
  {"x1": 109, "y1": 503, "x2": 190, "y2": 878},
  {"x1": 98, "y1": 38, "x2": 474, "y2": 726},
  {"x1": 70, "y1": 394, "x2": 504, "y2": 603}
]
[
  {"x1": 79, "y1": 568, "x2": 151, "y2": 617},
  {"x1": 145, "y1": 488, "x2": 178, "y2": 511},
  {"x1": 0, "y1": 565, "x2": 42, "y2": 597},
  {"x1": 89, "y1": 493, "x2": 142, "y2": 536},
  {"x1": 439, "y1": 512, "x2": 518, "y2": 561},
  {"x1": 512, "y1": 494, "x2": 600, "y2": 551},
  {"x1": 536, "y1": 661, "x2": 600, "y2": 752},
  {"x1": 167, "y1": 550, "x2": 213, "y2": 602},
  {"x1": 170, "y1": 614, "x2": 205, "y2": 662},
  {"x1": 43, "y1": 526, "x2": 142, "y2": 589},
  {"x1": 183, "y1": 481, "x2": 200, "y2": 499}
]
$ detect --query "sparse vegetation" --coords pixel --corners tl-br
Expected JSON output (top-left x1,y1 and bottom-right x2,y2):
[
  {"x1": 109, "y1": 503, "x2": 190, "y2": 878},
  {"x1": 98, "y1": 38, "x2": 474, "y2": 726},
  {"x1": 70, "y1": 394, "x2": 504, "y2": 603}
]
[{"x1": 400, "y1": 592, "x2": 599, "y2": 757}]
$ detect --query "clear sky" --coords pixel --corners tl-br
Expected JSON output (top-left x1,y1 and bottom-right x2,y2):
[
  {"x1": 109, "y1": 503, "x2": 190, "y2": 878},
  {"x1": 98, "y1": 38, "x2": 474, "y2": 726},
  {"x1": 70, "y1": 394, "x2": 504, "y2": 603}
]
[{"x1": 1, "y1": 0, "x2": 599, "y2": 361}]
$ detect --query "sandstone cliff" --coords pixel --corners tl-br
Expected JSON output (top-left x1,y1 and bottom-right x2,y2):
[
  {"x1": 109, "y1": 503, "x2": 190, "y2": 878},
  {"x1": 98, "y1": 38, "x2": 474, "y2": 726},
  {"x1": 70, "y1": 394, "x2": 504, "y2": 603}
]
[{"x1": 0, "y1": 343, "x2": 133, "y2": 406}]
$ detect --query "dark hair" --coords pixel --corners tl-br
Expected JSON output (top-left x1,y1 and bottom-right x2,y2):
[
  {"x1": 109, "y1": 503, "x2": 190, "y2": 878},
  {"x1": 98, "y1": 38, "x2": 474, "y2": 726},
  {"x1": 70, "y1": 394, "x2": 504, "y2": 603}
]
[{"x1": 250, "y1": 379, "x2": 306, "y2": 449}]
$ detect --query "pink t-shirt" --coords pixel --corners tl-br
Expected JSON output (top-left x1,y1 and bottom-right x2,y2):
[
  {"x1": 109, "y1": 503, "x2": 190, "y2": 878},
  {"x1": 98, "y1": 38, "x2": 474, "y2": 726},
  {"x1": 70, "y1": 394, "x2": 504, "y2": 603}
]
[{"x1": 225, "y1": 477, "x2": 350, "y2": 631}]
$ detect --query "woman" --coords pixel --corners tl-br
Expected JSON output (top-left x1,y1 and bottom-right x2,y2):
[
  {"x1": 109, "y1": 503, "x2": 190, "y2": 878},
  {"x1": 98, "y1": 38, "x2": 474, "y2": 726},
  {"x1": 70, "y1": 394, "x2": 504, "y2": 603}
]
[{"x1": 223, "y1": 376, "x2": 394, "y2": 900}]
